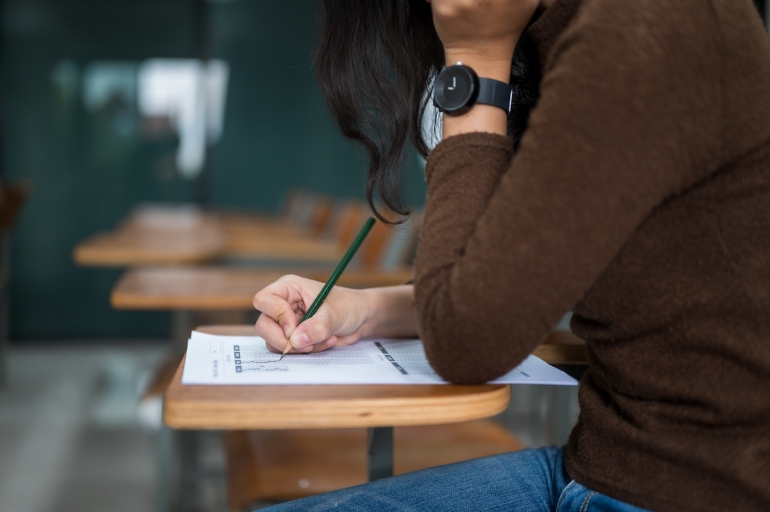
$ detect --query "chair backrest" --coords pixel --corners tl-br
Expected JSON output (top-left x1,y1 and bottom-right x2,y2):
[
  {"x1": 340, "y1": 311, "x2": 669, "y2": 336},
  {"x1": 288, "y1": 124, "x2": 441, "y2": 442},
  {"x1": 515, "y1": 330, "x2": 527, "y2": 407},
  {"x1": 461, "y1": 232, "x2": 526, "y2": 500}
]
[
  {"x1": 293, "y1": 192, "x2": 318, "y2": 231},
  {"x1": 283, "y1": 190, "x2": 340, "y2": 236},
  {"x1": 326, "y1": 201, "x2": 369, "y2": 248},
  {"x1": 356, "y1": 208, "x2": 422, "y2": 270},
  {"x1": 307, "y1": 196, "x2": 336, "y2": 238},
  {"x1": 0, "y1": 180, "x2": 28, "y2": 231},
  {"x1": 282, "y1": 195, "x2": 421, "y2": 271},
  {"x1": 281, "y1": 190, "x2": 307, "y2": 225},
  {"x1": 378, "y1": 212, "x2": 422, "y2": 270}
]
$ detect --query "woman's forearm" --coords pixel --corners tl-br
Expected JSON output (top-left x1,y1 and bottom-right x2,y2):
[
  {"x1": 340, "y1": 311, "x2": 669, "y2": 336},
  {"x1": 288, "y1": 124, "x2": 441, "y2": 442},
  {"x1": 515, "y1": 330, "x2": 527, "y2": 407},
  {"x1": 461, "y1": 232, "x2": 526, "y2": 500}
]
[
  {"x1": 432, "y1": 0, "x2": 533, "y2": 139},
  {"x1": 360, "y1": 285, "x2": 419, "y2": 339}
]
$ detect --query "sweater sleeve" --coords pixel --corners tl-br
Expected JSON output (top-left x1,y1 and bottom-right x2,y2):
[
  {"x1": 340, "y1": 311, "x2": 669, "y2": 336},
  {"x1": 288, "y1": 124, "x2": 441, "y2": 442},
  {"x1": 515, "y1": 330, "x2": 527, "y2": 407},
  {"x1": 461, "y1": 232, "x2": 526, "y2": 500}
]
[{"x1": 414, "y1": 0, "x2": 722, "y2": 384}]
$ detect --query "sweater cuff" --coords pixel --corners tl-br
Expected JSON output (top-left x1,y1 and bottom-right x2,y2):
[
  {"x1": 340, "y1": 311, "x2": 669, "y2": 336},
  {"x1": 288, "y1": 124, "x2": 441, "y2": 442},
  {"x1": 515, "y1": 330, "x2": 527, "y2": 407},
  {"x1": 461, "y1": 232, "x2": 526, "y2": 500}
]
[{"x1": 425, "y1": 132, "x2": 514, "y2": 186}]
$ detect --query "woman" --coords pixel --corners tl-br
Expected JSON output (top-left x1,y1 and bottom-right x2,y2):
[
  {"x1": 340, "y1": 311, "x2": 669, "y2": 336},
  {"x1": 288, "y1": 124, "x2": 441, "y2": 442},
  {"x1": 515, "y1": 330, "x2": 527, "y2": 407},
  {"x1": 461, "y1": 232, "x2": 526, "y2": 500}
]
[{"x1": 253, "y1": 0, "x2": 770, "y2": 510}]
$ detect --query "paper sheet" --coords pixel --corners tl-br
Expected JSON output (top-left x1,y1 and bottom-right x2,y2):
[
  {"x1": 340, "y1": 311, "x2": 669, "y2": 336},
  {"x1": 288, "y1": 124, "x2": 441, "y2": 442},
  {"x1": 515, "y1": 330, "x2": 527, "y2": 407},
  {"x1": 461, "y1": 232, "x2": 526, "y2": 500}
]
[{"x1": 181, "y1": 331, "x2": 577, "y2": 386}]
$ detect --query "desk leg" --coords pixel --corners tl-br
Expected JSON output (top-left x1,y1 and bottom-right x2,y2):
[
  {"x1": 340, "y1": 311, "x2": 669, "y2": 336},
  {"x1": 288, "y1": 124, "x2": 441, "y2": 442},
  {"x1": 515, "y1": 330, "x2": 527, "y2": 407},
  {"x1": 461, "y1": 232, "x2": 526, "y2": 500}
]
[
  {"x1": 155, "y1": 425, "x2": 179, "y2": 512},
  {"x1": 170, "y1": 310, "x2": 193, "y2": 351},
  {"x1": 547, "y1": 385, "x2": 577, "y2": 446},
  {"x1": 367, "y1": 427, "x2": 393, "y2": 482}
]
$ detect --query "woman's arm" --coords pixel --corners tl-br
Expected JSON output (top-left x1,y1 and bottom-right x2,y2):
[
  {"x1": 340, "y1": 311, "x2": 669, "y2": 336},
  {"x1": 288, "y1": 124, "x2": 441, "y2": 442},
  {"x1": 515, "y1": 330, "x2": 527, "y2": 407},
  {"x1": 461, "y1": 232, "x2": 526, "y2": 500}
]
[
  {"x1": 362, "y1": 285, "x2": 419, "y2": 338},
  {"x1": 415, "y1": 0, "x2": 722, "y2": 384},
  {"x1": 429, "y1": 0, "x2": 539, "y2": 139}
]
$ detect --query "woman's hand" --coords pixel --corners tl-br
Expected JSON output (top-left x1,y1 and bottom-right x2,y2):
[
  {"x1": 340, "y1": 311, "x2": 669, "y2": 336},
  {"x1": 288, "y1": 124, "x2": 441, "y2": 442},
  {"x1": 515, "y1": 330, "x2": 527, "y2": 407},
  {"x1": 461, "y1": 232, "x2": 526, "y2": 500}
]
[
  {"x1": 253, "y1": 275, "x2": 372, "y2": 354},
  {"x1": 429, "y1": 0, "x2": 540, "y2": 74}
]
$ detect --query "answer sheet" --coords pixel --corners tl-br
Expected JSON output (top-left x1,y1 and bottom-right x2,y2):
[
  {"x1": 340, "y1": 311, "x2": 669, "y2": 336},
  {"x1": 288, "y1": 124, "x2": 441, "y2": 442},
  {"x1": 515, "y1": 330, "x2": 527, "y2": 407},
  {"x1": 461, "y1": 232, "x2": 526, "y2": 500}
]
[{"x1": 182, "y1": 331, "x2": 577, "y2": 386}]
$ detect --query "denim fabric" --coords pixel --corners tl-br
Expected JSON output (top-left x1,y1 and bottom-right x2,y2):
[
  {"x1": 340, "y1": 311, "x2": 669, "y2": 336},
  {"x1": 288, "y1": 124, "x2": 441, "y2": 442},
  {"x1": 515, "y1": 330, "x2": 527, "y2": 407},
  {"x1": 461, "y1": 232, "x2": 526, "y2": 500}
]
[
  {"x1": 262, "y1": 446, "x2": 650, "y2": 511},
  {"x1": 556, "y1": 480, "x2": 650, "y2": 512}
]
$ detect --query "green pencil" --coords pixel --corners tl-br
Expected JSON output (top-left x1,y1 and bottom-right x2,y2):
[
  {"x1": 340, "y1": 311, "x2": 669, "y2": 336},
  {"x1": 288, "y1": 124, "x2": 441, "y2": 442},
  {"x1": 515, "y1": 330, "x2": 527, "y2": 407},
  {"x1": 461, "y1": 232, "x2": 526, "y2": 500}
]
[{"x1": 280, "y1": 216, "x2": 377, "y2": 359}]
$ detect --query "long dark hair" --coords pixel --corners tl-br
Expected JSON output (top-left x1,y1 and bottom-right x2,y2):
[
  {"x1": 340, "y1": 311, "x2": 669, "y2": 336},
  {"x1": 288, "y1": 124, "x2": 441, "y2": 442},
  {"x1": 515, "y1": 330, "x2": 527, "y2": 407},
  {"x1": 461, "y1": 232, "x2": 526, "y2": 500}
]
[{"x1": 316, "y1": 0, "x2": 541, "y2": 222}]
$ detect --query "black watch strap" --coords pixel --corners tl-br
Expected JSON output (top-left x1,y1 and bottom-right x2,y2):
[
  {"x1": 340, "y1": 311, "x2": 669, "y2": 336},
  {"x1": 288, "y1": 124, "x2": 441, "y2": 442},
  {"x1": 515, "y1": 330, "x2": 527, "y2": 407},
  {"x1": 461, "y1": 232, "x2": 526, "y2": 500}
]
[{"x1": 477, "y1": 77, "x2": 513, "y2": 113}]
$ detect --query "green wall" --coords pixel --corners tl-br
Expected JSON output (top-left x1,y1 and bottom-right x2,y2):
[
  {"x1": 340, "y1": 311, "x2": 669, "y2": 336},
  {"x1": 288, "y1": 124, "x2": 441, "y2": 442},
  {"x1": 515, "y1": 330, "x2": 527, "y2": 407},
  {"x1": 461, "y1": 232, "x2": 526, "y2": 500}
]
[
  {"x1": 207, "y1": 0, "x2": 365, "y2": 209},
  {"x1": 206, "y1": 0, "x2": 427, "y2": 210},
  {"x1": 4, "y1": 0, "x2": 426, "y2": 341}
]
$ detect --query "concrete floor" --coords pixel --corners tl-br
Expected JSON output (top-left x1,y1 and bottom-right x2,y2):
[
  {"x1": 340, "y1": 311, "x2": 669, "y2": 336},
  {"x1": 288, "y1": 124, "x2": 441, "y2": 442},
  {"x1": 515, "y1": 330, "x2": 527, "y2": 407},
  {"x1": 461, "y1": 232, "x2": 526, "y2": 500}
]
[
  {"x1": 0, "y1": 342, "x2": 579, "y2": 512},
  {"x1": 0, "y1": 342, "x2": 166, "y2": 512}
]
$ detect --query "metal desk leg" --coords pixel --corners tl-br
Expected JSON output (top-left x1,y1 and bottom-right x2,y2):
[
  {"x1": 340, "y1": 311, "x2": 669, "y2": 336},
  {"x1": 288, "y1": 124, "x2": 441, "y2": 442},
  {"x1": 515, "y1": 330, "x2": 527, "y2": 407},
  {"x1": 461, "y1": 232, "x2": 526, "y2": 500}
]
[
  {"x1": 367, "y1": 426, "x2": 393, "y2": 481},
  {"x1": 170, "y1": 310, "x2": 193, "y2": 353},
  {"x1": 155, "y1": 425, "x2": 178, "y2": 512}
]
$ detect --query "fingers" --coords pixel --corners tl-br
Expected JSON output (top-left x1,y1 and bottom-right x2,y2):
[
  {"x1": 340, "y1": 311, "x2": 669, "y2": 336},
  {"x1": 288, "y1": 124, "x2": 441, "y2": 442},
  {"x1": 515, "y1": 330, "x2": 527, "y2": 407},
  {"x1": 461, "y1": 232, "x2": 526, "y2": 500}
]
[
  {"x1": 255, "y1": 310, "x2": 294, "y2": 353},
  {"x1": 261, "y1": 322, "x2": 337, "y2": 355},
  {"x1": 252, "y1": 276, "x2": 306, "y2": 337},
  {"x1": 253, "y1": 275, "x2": 368, "y2": 358},
  {"x1": 253, "y1": 275, "x2": 336, "y2": 354}
]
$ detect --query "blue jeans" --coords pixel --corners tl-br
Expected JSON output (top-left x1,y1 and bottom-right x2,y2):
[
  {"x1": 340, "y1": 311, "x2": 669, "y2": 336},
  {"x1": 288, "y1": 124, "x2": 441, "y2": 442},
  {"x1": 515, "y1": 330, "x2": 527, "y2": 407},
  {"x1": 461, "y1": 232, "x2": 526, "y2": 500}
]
[{"x1": 262, "y1": 446, "x2": 649, "y2": 511}]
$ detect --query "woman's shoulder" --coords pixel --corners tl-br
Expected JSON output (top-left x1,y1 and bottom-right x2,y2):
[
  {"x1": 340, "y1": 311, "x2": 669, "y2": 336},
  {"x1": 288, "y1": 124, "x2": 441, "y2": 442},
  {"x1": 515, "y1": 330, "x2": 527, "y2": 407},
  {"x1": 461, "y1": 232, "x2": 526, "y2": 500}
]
[
  {"x1": 560, "y1": 0, "x2": 770, "y2": 191},
  {"x1": 545, "y1": 0, "x2": 724, "y2": 81},
  {"x1": 575, "y1": 0, "x2": 770, "y2": 165},
  {"x1": 570, "y1": 0, "x2": 721, "y2": 44},
  {"x1": 571, "y1": 0, "x2": 764, "y2": 44}
]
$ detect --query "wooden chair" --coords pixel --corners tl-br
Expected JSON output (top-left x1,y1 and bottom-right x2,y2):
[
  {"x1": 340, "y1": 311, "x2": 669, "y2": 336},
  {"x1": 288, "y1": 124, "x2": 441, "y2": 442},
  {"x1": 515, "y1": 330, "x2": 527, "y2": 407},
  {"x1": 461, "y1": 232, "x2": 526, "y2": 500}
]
[
  {"x1": 225, "y1": 420, "x2": 523, "y2": 511},
  {"x1": 164, "y1": 326, "x2": 586, "y2": 511},
  {"x1": 0, "y1": 180, "x2": 27, "y2": 387},
  {"x1": 213, "y1": 329, "x2": 586, "y2": 511},
  {"x1": 359, "y1": 212, "x2": 422, "y2": 270},
  {"x1": 155, "y1": 326, "x2": 585, "y2": 511}
]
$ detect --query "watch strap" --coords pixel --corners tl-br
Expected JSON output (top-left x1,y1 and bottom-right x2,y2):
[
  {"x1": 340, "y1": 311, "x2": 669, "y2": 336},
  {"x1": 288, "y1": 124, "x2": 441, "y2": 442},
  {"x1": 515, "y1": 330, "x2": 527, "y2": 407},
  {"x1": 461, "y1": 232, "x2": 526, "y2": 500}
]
[{"x1": 477, "y1": 78, "x2": 513, "y2": 113}]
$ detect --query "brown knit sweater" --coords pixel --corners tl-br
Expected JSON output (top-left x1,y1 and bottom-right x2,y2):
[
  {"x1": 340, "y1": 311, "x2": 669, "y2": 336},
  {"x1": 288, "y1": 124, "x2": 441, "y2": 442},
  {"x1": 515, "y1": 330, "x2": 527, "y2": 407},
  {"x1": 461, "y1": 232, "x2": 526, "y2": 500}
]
[{"x1": 414, "y1": 0, "x2": 770, "y2": 510}]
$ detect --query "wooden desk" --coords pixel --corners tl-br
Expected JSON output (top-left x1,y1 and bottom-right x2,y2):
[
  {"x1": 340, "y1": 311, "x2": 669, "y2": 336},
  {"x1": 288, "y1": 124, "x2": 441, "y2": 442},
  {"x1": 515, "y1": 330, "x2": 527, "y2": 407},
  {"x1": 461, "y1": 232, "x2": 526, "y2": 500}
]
[
  {"x1": 214, "y1": 208, "x2": 342, "y2": 262},
  {"x1": 73, "y1": 230, "x2": 224, "y2": 267},
  {"x1": 220, "y1": 236, "x2": 341, "y2": 262},
  {"x1": 163, "y1": 326, "x2": 584, "y2": 506},
  {"x1": 111, "y1": 266, "x2": 414, "y2": 310},
  {"x1": 73, "y1": 205, "x2": 344, "y2": 267},
  {"x1": 74, "y1": 205, "x2": 224, "y2": 266},
  {"x1": 164, "y1": 325, "x2": 511, "y2": 483},
  {"x1": 165, "y1": 358, "x2": 510, "y2": 431}
]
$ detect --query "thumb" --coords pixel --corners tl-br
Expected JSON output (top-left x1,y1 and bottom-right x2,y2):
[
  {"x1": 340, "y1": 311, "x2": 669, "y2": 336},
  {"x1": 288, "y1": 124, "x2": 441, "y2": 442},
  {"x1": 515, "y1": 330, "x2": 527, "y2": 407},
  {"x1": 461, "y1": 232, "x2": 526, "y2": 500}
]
[{"x1": 289, "y1": 317, "x2": 331, "y2": 349}]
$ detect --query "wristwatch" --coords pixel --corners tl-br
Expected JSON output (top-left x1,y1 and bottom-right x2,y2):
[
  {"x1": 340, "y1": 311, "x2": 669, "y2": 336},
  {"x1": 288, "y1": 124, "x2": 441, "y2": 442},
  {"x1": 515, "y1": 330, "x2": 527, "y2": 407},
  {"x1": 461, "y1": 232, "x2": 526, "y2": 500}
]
[{"x1": 432, "y1": 61, "x2": 513, "y2": 115}]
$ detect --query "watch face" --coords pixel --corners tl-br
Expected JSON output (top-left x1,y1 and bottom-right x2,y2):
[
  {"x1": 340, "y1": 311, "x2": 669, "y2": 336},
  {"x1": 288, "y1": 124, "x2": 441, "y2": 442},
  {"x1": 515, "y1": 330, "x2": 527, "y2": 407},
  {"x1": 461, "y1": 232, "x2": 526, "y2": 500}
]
[{"x1": 433, "y1": 66, "x2": 477, "y2": 113}]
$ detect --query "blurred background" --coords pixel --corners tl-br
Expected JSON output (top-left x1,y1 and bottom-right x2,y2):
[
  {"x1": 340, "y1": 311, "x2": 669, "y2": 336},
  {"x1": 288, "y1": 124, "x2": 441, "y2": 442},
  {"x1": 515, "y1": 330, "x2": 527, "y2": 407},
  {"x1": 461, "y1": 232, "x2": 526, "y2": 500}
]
[
  {"x1": 4, "y1": 0, "x2": 427, "y2": 341},
  {"x1": 0, "y1": 1, "x2": 767, "y2": 511}
]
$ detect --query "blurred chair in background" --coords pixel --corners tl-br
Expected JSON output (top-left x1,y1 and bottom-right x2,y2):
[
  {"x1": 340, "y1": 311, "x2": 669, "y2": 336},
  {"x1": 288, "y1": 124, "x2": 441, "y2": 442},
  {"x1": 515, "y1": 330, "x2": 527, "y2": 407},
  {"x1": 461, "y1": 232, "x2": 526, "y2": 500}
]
[{"x1": 0, "y1": 180, "x2": 27, "y2": 387}]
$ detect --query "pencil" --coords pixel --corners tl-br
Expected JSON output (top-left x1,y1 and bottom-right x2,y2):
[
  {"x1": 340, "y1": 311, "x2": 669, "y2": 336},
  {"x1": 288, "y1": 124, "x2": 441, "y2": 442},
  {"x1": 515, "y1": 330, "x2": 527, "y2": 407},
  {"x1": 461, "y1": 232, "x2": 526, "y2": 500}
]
[{"x1": 279, "y1": 216, "x2": 377, "y2": 359}]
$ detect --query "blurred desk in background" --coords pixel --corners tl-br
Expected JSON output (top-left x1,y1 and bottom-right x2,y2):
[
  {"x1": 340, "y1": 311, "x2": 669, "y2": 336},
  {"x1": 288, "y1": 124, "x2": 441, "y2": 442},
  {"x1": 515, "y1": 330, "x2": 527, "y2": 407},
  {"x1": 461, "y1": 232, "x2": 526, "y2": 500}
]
[
  {"x1": 73, "y1": 203, "x2": 344, "y2": 267},
  {"x1": 76, "y1": 200, "x2": 421, "y2": 352},
  {"x1": 111, "y1": 266, "x2": 414, "y2": 310}
]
